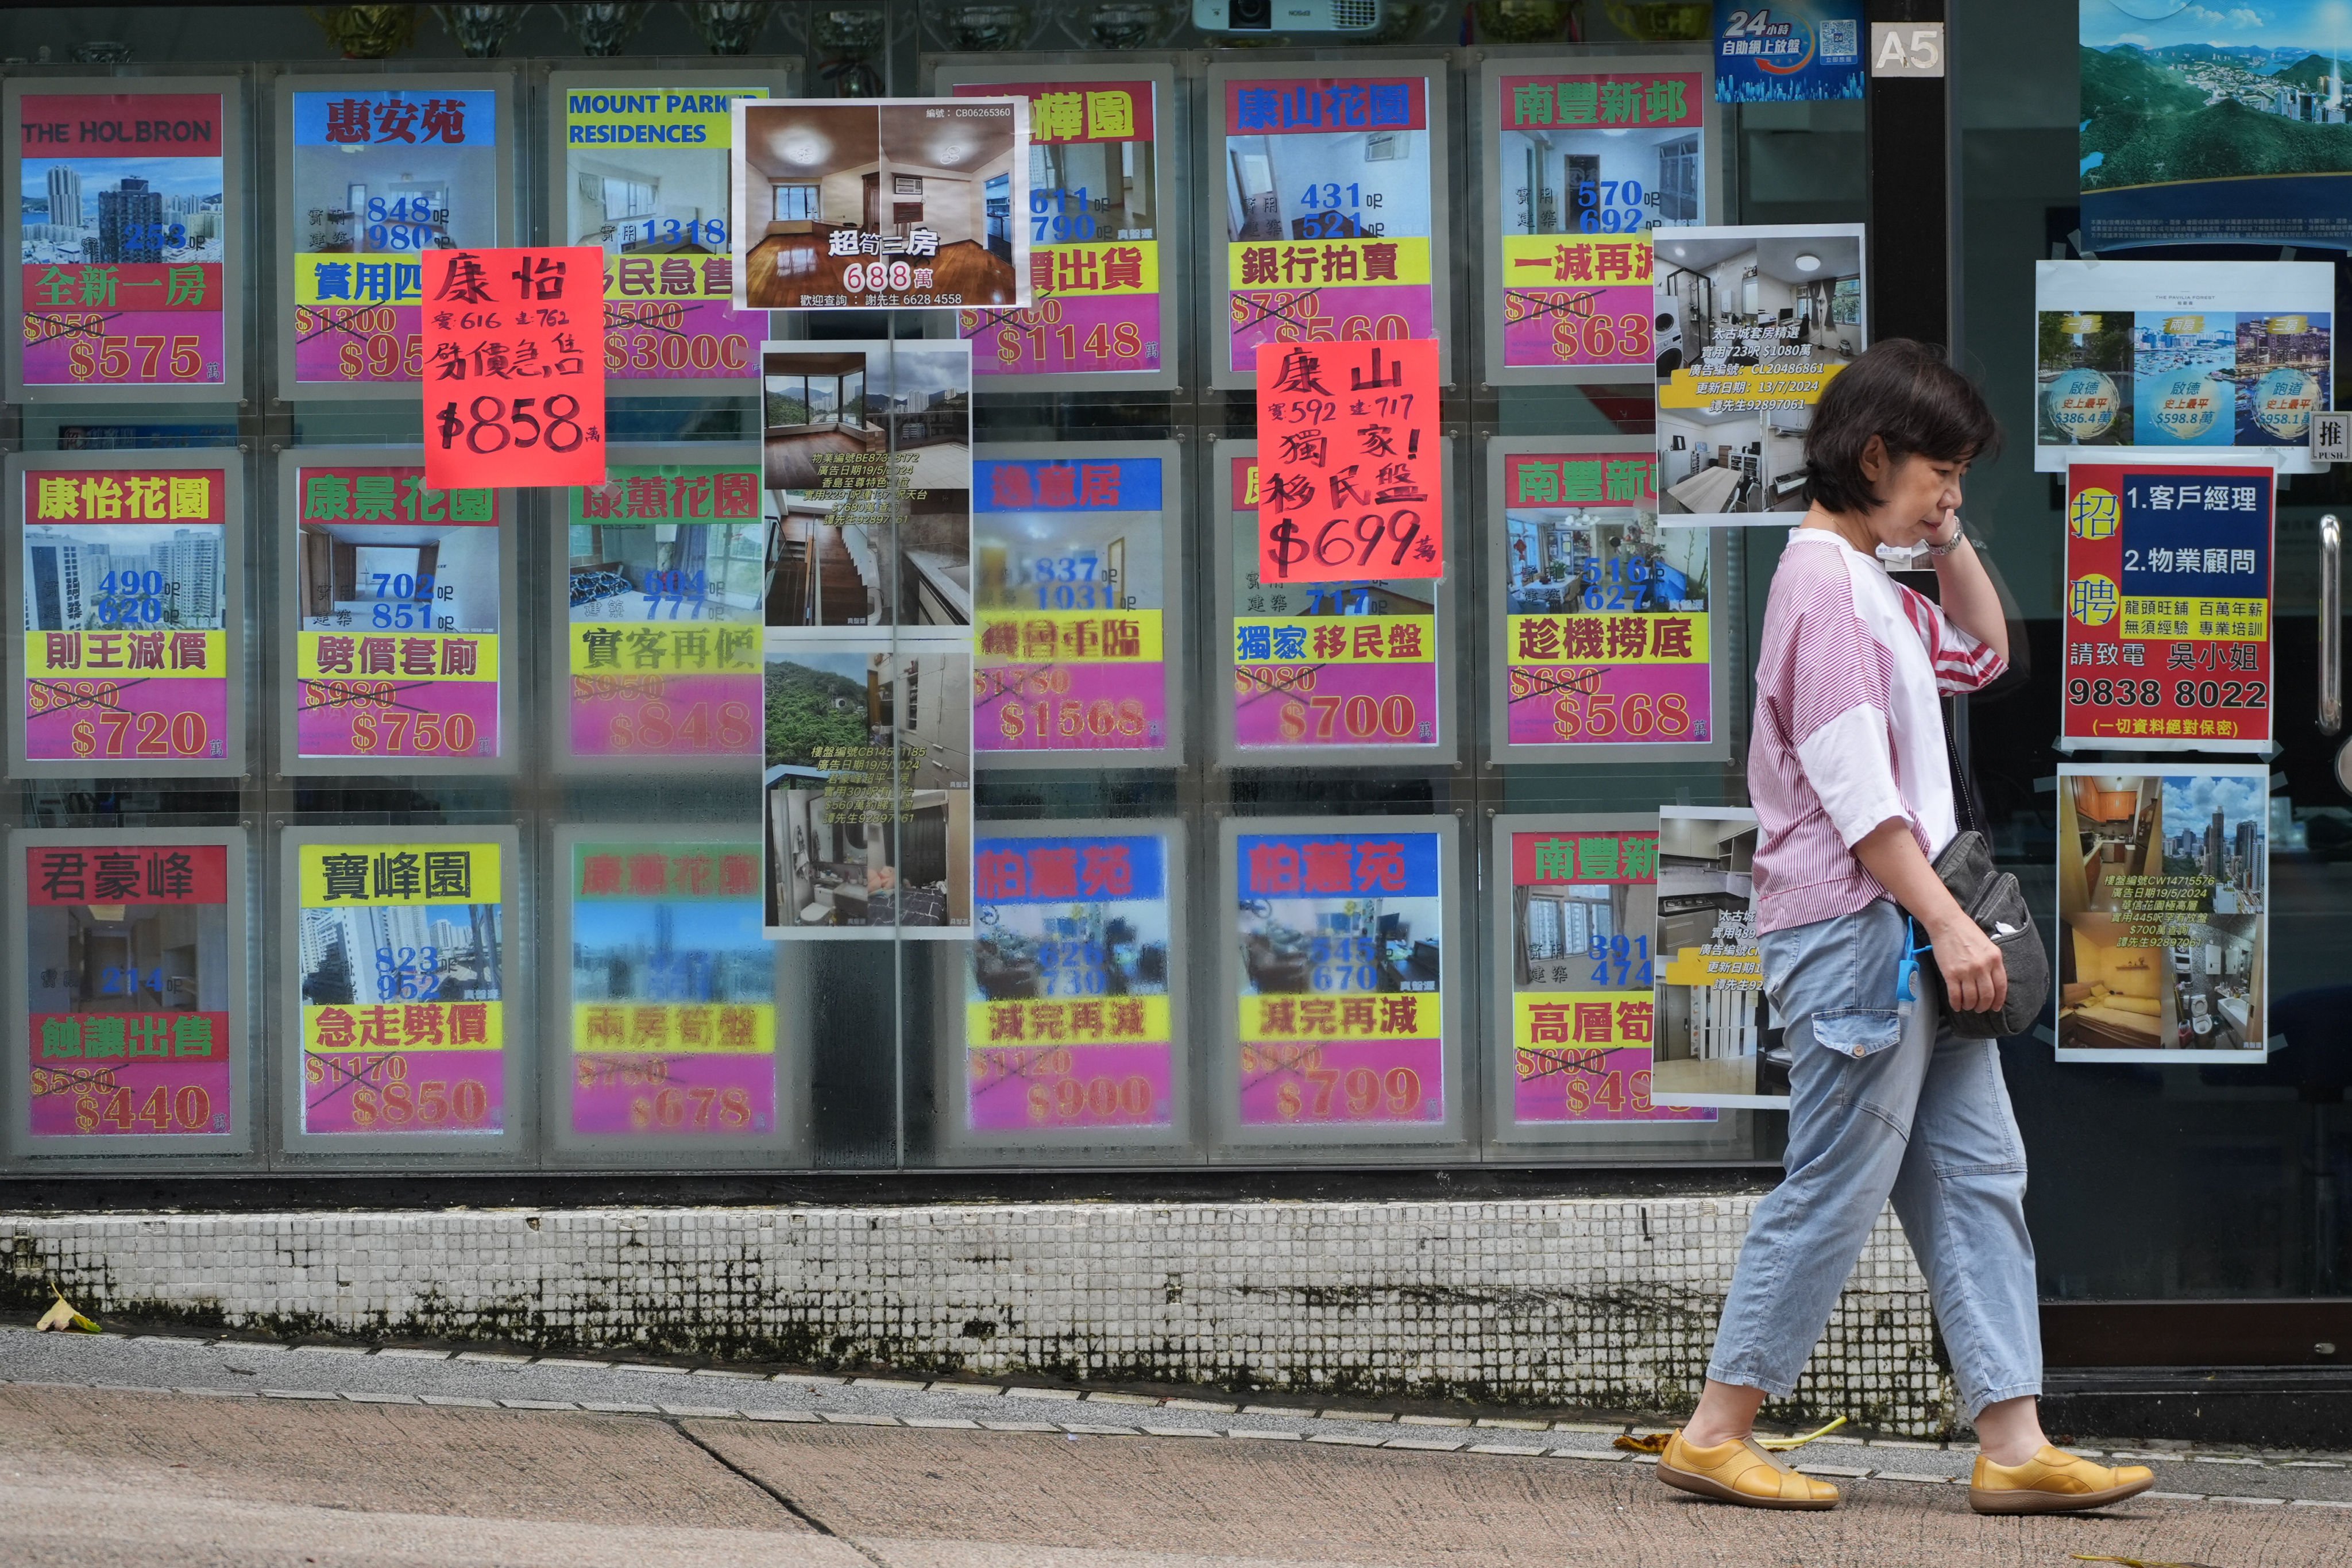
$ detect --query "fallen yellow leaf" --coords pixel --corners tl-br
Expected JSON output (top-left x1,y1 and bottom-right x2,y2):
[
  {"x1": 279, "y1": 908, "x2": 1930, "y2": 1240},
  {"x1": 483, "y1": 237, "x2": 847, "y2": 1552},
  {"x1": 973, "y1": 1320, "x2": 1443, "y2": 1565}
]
[
  {"x1": 34, "y1": 1284, "x2": 99, "y2": 1334},
  {"x1": 2070, "y1": 1556, "x2": 2223, "y2": 1567}
]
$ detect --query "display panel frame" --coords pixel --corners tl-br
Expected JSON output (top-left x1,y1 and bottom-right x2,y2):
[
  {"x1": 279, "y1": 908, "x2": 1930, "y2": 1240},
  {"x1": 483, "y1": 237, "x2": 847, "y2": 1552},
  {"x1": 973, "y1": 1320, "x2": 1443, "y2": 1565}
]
[
  {"x1": 5, "y1": 827, "x2": 253, "y2": 1161},
  {"x1": 5, "y1": 446, "x2": 248, "y2": 778},
  {"x1": 3, "y1": 72, "x2": 248, "y2": 405}
]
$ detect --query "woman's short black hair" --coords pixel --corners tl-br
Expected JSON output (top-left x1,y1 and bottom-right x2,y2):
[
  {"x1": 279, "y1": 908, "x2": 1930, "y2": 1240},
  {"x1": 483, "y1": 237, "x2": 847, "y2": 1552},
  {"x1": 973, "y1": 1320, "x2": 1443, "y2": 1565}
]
[{"x1": 1802, "y1": 339, "x2": 2000, "y2": 515}]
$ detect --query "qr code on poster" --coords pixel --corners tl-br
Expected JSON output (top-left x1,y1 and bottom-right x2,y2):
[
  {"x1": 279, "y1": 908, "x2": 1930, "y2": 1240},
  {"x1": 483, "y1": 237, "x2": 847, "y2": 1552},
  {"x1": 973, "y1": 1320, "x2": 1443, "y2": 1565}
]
[{"x1": 1819, "y1": 18, "x2": 1859, "y2": 59}]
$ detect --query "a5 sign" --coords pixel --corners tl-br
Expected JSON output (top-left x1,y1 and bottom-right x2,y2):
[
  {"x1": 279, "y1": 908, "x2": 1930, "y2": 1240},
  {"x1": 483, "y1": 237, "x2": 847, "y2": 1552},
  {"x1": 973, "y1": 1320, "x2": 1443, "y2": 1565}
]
[{"x1": 6, "y1": 450, "x2": 247, "y2": 778}]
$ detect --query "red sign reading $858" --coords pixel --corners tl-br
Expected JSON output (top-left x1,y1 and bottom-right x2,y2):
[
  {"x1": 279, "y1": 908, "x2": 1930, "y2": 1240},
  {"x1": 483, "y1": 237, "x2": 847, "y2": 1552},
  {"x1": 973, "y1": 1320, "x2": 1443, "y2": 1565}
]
[
  {"x1": 421, "y1": 246, "x2": 607, "y2": 491},
  {"x1": 1254, "y1": 338, "x2": 1442, "y2": 583}
]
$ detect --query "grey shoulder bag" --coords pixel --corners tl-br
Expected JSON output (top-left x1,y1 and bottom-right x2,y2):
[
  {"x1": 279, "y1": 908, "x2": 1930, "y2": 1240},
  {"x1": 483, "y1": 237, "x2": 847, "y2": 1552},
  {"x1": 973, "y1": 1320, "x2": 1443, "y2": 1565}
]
[{"x1": 1922, "y1": 722, "x2": 2049, "y2": 1038}]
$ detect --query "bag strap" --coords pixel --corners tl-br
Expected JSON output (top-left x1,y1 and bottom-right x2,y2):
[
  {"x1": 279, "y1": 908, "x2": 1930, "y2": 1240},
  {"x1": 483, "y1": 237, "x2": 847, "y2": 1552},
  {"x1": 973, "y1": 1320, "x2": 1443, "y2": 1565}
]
[{"x1": 1942, "y1": 697, "x2": 1984, "y2": 839}]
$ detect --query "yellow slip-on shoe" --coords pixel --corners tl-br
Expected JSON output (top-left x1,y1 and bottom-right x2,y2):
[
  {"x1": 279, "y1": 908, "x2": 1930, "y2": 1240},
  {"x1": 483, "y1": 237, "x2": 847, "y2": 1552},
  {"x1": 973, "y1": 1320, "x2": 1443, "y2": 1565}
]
[
  {"x1": 1968, "y1": 1446, "x2": 2154, "y2": 1515},
  {"x1": 1656, "y1": 1431, "x2": 1841, "y2": 1510}
]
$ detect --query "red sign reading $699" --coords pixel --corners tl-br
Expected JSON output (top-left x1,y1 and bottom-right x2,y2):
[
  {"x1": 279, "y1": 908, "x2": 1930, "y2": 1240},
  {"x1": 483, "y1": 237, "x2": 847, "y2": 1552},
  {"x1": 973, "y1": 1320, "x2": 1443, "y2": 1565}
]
[
  {"x1": 1254, "y1": 338, "x2": 1441, "y2": 583},
  {"x1": 421, "y1": 246, "x2": 607, "y2": 491}
]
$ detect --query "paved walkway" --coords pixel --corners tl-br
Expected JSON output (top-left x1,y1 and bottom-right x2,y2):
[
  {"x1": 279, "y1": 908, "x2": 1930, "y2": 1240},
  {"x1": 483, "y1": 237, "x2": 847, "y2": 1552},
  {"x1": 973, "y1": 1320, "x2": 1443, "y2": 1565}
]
[{"x1": 3, "y1": 1328, "x2": 2349, "y2": 1566}]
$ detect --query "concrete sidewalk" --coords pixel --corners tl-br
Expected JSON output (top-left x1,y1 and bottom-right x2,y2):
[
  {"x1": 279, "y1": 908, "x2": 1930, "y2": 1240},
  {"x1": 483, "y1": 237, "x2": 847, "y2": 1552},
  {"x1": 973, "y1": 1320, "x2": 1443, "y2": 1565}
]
[{"x1": 2, "y1": 1341, "x2": 2350, "y2": 1566}]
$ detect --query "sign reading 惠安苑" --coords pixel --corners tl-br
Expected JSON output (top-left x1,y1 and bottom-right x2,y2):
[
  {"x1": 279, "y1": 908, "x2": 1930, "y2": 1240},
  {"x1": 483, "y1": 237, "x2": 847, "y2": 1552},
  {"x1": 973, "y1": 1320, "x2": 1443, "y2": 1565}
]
[
  {"x1": 1254, "y1": 339, "x2": 1442, "y2": 583},
  {"x1": 7, "y1": 82, "x2": 236, "y2": 401},
  {"x1": 1487, "y1": 60, "x2": 1710, "y2": 383},
  {"x1": 1505, "y1": 827, "x2": 1714, "y2": 1128},
  {"x1": 420, "y1": 245, "x2": 605, "y2": 491},
  {"x1": 2063, "y1": 462, "x2": 2274, "y2": 754},
  {"x1": 279, "y1": 77, "x2": 510, "y2": 397},
  {"x1": 553, "y1": 74, "x2": 781, "y2": 390},
  {"x1": 294, "y1": 838, "x2": 507, "y2": 1138},
  {"x1": 288, "y1": 460, "x2": 506, "y2": 766},
  {"x1": 566, "y1": 838, "x2": 775, "y2": 1141},
  {"x1": 563, "y1": 458, "x2": 763, "y2": 766},
  {"x1": 967, "y1": 829, "x2": 1178, "y2": 1134},
  {"x1": 974, "y1": 447, "x2": 1179, "y2": 762},
  {"x1": 1213, "y1": 63, "x2": 1450, "y2": 389},
  {"x1": 20, "y1": 839, "x2": 241, "y2": 1145},
  {"x1": 10, "y1": 455, "x2": 241, "y2": 775},
  {"x1": 946, "y1": 68, "x2": 1172, "y2": 388}
]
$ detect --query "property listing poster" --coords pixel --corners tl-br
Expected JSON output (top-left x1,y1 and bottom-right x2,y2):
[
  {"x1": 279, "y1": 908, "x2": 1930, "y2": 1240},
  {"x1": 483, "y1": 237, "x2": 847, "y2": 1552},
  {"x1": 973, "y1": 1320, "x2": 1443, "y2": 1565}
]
[
  {"x1": 1256, "y1": 339, "x2": 1443, "y2": 584},
  {"x1": 2034, "y1": 260, "x2": 2332, "y2": 472},
  {"x1": 289, "y1": 462, "x2": 504, "y2": 764},
  {"x1": 731, "y1": 97, "x2": 1030, "y2": 311},
  {"x1": 1650, "y1": 805, "x2": 1783, "y2": 1109},
  {"x1": 1231, "y1": 823, "x2": 1449, "y2": 1131},
  {"x1": 13, "y1": 458, "x2": 235, "y2": 773},
  {"x1": 281, "y1": 79, "x2": 508, "y2": 393},
  {"x1": 9, "y1": 82, "x2": 234, "y2": 397},
  {"x1": 965, "y1": 827, "x2": 1178, "y2": 1136},
  {"x1": 1222, "y1": 445, "x2": 1445, "y2": 761},
  {"x1": 566, "y1": 837, "x2": 775, "y2": 1141},
  {"x1": 1493, "y1": 442, "x2": 1720, "y2": 759},
  {"x1": 553, "y1": 75, "x2": 776, "y2": 389},
  {"x1": 1655, "y1": 223, "x2": 1865, "y2": 523},
  {"x1": 973, "y1": 447, "x2": 1176, "y2": 763},
  {"x1": 1505, "y1": 824, "x2": 1714, "y2": 1128},
  {"x1": 1214, "y1": 65, "x2": 1446, "y2": 387},
  {"x1": 2064, "y1": 461, "x2": 2273, "y2": 753},
  {"x1": 2055, "y1": 764, "x2": 2267, "y2": 1064},
  {"x1": 1489, "y1": 59, "x2": 1708, "y2": 382},
  {"x1": 1714, "y1": 1, "x2": 1866, "y2": 103},
  {"x1": 20, "y1": 839, "x2": 238, "y2": 1144},
  {"x1": 946, "y1": 68, "x2": 1171, "y2": 386},
  {"x1": 565, "y1": 458, "x2": 763, "y2": 764},
  {"x1": 2079, "y1": 5, "x2": 2352, "y2": 253},
  {"x1": 295, "y1": 838, "x2": 508, "y2": 1137}
]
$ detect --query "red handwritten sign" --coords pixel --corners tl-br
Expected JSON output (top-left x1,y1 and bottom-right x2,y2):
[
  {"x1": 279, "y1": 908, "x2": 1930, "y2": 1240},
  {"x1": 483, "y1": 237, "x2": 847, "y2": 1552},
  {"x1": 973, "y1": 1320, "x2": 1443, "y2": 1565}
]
[
  {"x1": 420, "y1": 246, "x2": 606, "y2": 491},
  {"x1": 1254, "y1": 339, "x2": 1440, "y2": 582}
]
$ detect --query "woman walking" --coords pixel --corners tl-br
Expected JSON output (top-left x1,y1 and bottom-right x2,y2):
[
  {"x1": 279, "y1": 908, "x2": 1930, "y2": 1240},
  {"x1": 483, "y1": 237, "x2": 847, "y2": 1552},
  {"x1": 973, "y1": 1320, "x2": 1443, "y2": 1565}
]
[{"x1": 1656, "y1": 341, "x2": 2153, "y2": 1515}]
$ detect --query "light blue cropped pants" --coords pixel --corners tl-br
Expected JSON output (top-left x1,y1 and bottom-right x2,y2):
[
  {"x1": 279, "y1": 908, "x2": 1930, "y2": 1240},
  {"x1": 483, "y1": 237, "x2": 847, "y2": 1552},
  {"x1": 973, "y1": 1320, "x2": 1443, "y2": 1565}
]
[{"x1": 1705, "y1": 897, "x2": 2042, "y2": 1420}]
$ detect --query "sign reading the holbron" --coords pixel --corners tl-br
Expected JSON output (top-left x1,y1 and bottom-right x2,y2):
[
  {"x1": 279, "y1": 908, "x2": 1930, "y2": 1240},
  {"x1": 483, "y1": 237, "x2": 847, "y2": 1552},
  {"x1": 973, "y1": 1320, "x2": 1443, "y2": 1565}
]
[
  {"x1": 731, "y1": 98, "x2": 1030, "y2": 311},
  {"x1": 421, "y1": 245, "x2": 606, "y2": 491},
  {"x1": 9, "y1": 83, "x2": 232, "y2": 396},
  {"x1": 296, "y1": 841, "x2": 507, "y2": 1136}
]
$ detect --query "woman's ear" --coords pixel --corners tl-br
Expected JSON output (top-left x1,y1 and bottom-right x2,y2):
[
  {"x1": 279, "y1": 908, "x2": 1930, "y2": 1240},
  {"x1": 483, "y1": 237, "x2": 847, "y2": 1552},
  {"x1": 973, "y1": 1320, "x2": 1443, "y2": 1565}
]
[{"x1": 1857, "y1": 433, "x2": 1888, "y2": 487}]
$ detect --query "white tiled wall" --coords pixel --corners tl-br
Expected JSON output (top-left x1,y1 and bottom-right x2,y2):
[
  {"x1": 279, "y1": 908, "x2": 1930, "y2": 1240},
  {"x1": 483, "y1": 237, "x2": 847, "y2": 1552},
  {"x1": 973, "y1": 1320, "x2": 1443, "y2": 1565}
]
[{"x1": 0, "y1": 1196, "x2": 1956, "y2": 1433}]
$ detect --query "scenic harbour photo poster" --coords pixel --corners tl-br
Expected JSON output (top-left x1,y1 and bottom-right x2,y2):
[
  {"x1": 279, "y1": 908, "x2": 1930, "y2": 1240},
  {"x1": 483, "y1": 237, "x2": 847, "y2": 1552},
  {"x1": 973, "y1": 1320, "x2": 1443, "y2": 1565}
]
[{"x1": 2081, "y1": 0, "x2": 2352, "y2": 250}]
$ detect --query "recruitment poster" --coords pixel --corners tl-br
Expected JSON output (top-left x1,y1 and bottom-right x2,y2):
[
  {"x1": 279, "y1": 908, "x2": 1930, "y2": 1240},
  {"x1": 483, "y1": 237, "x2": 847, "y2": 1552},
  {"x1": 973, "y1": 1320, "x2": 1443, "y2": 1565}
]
[
  {"x1": 8, "y1": 451, "x2": 243, "y2": 777},
  {"x1": 973, "y1": 442, "x2": 1181, "y2": 768},
  {"x1": 287, "y1": 831, "x2": 515, "y2": 1144},
  {"x1": 1650, "y1": 805, "x2": 1782, "y2": 1110},
  {"x1": 12, "y1": 832, "x2": 246, "y2": 1152},
  {"x1": 1210, "y1": 62, "x2": 1451, "y2": 390},
  {"x1": 280, "y1": 451, "x2": 513, "y2": 773},
  {"x1": 561, "y1": 451, "x2": 763, "y2": 769},
  {"x1": 1489, "y1": 438, "x2": 1726, "y2": 764},
  {"x1": 962, "y1": 822, "x2": 1182, "y2": 1142},
  {"x1": 2063, "y1": 461, "x2": 2274, "y2": 752},
  {"x1": 1214, "y1": 441, "x2": 1454, "y2": 767},
  {"x1": 1655, "y1": 223, "x2": 1865, "y2": 523},
  {"x1": 1713, "y1": 1, "x2": 1866, "y2": 103},
  {"x1": 549, "y1": 71, "x2": 786, "y2": 392},
  {"x1": 730, "y1": 97, "x2": 1029, "y2": 311},
  {"x1": 1255, "y1": 339, "x2": 1443, "y2": 584},
  {"x1": 1482, "y1": 57, "x2": 1713, "y2": 385},
  {"x1": 2055, "y1": 764, "x2": 2268, "y2": 1064},
  {"x1": 6, "y1": 78, "x2": 241, "y2": 403},
  {"x1": 1223, "y1": 817, "x2": 1456, "y2": 1141},
  {"x1": 1495, "y1": 817, "x2": 1714, "y2": 1134},
  {"x1": 2034, "y1": 260, "x2": 2332, "y2": 472},
  {"x1": 941, "y1": 65, "x2": 1175, "y2": 391},
  {"x1": 557, "y1": 831, "x2": 777, "y2": 1148},
  {"x1": 276, "y1": 75, "x2": 513, "y2": 399},
  {"x1": 2079, "y1": 5, "x2": 2352, "y2": 253}
]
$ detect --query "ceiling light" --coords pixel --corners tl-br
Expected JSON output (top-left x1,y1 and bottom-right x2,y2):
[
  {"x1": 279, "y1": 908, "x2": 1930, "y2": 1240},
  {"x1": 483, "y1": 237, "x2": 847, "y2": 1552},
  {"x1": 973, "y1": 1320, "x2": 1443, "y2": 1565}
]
[{"x1": 1794, "y1": 253, "x2": 1821, "y2": 273}]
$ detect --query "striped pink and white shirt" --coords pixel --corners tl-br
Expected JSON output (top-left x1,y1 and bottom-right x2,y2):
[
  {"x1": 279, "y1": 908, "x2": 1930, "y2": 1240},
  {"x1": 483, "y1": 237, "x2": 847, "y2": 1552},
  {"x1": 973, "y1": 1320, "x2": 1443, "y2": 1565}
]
[{"x1": 1750, "y1": 528, "x2": 2005, "y2": 934}]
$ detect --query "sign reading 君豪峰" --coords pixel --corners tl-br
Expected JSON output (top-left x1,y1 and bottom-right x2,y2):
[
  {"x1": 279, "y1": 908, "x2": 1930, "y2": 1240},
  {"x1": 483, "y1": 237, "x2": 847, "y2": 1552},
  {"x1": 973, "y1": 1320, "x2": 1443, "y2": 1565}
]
[
  {"x1": 566, "y1": 461, "x2": 763, "y2": 763},
  {"x1": 296, "y1": 839, "x2": 507, "y2": 1137},
  {"x1": 1254, "y1": 339, "x2": 1441, "y2": 583},
  {"x1": 421, "y1": 246, "x2": 605, "y2": 491},
  {"x1": 567, "y1": 839, "x2": 774, "y2": 1140},
  {"x1": 10, "y1": 85, "x2": 231, "y2": 397},
  {"x1": 2063, "y1": 462, "x2": 2274, "y2": 753},
  {"x1": 22, "y1": 840, "x2": 237, "y2": 1142},
  {"x1": 968, "y1": 831, "x2": 1176, "y2": 1133}
]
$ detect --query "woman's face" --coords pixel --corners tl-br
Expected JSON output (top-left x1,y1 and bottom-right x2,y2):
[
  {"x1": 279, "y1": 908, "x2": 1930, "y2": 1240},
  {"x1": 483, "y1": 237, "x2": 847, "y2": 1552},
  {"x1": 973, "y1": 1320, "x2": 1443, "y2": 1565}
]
[{"x1": 1856, "y1": 436, "x2": 1968, "y2": 549}]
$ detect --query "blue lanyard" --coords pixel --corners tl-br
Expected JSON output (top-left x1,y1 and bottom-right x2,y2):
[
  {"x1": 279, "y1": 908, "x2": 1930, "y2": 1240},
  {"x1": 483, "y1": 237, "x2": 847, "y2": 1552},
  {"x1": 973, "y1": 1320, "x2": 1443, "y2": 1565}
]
[{"x1": 1895, "y1": 918, "x2": 1933, "y2": 1013}]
